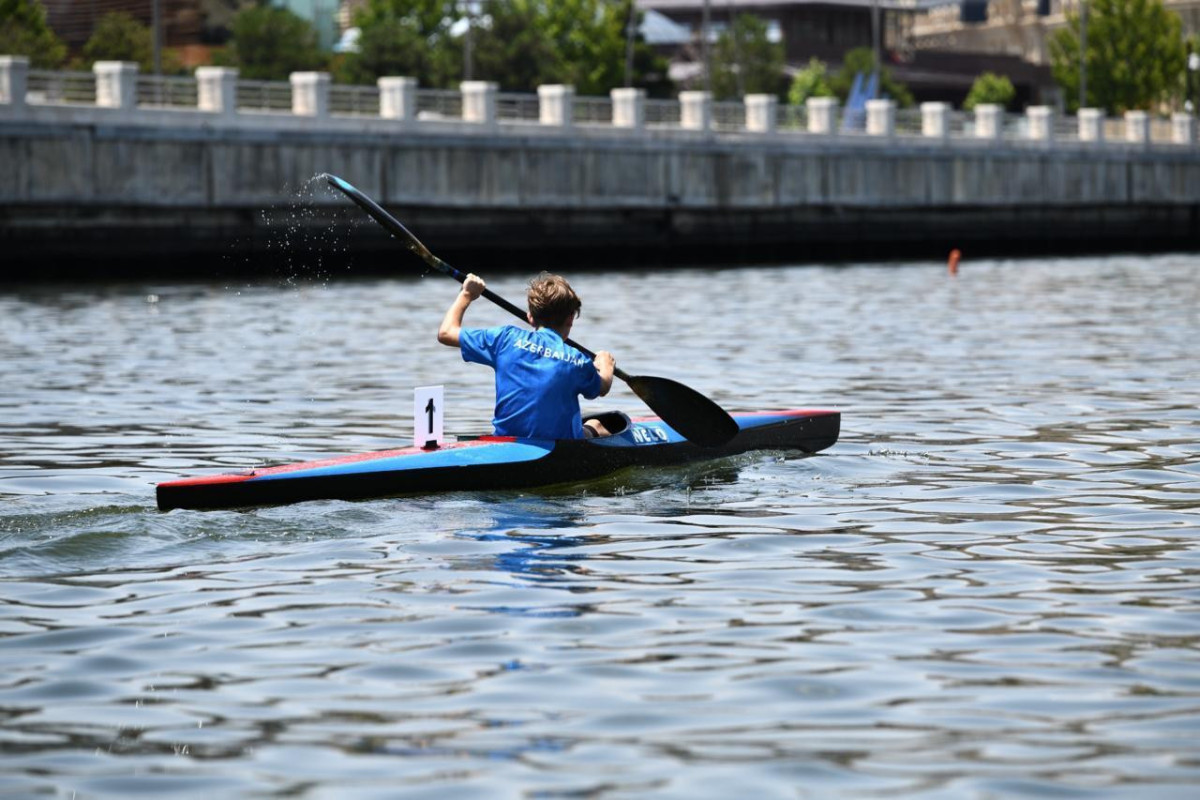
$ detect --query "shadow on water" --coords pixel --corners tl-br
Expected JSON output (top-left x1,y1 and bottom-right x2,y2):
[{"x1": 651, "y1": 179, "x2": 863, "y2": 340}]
[
  {"x1": 443, "y1": 456, "x2": 772, "y2": 616},
  {"x1": 456, "y1": 498, "x2": 595, "y2": 600}
]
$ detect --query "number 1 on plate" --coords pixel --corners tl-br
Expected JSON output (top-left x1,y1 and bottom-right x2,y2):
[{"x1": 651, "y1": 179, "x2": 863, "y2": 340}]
[{"x1": 414, "y1": 386, "x2": 444, "y2": 450}]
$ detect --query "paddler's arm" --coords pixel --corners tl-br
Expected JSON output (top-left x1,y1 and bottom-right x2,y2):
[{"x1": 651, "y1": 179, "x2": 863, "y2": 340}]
[
  {"x1": 437, "y1": 273, "x2": 486, "y2": 347},
  {"x1": 594, "y1": 351, "x2": 614, "y2": 397}
]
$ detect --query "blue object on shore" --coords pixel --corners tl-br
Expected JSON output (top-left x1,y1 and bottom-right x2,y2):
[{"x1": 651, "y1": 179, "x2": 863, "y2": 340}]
[{"x1": 842, "y1": 71, "x2": 879, "y2": 132}]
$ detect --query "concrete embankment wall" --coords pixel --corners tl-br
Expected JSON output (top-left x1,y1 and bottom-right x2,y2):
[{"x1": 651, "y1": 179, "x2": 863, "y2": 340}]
[{"x1": 2, "y1": 115, "x2": 1199, "y2": 277}]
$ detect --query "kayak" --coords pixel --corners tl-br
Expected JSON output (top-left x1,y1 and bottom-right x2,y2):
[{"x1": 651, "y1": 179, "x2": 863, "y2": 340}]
[{"x1": 156, "y1": 409, "x2": 839, "y2": 511}]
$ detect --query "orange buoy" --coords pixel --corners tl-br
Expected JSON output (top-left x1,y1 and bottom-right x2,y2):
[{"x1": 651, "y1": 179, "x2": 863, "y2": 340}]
[{"x1": 948, "y1": 248, "x2": 961, "y2": 276}]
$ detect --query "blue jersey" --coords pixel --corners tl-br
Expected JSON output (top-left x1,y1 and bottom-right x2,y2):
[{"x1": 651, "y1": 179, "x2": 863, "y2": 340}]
[{"x1": 459, "y1": 325, "x2": 603, "y2": 440}]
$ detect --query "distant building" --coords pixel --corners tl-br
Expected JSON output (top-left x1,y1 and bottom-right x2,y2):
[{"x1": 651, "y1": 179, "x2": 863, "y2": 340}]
[
  {"x1": 637, "y1": 0, "x2": 1056, "y2": 106},
  {"x1": 640, "y1": 0, "x2": 886, "y2": 65},
  {"x1": 913, "y1": 0, "x2": 1200, "y2": 66}
]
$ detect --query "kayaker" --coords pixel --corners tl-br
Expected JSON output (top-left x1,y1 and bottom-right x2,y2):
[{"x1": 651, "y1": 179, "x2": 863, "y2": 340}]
[{"x1": 438, "y1": 272, "x2": 616, "y2": 439}]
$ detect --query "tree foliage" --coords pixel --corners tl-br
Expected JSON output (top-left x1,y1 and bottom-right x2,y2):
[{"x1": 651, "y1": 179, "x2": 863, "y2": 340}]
[
  {"x1": 78, "y1": 12, "x2": 184, "y2": 74},
  {"x1": 534, "y1": 0, "x2": 626, "y2": 94},
  {"x1": 336, "y1": 1, "x2": 670, "y2": 94},
  {"x1": 222, "y1": 3, "x2": 326, "y2": 81},
  {"x1": 964, "y1": 72, "x2": 1016, "y2": 110},
  {"x1": 711, "y1": 14, "x2": 785, "y2": 100},
  {"x1": 336, "y1": 0, "x2": 461, "y2": 87},
  {"x1": 468, "y1": 0, "x2": 554, "y2": 91},
  {"x1": 1049, "y1": 0, "x2": 1186, "y2": 113},
  {"x1": 830, "y1": 47, "x2": 913, "y2": 108},
  {"x1": 564, "y1": 0, "x2": 669, "y2": 95},
  {"x1": 82, "y1": 13, "x2": 151, "y2": 68},
  {"x1": 788, "y1": 57, "x2": 834, "y2": 106},
  {"x1": 0, "y1": 0, "x2": 66, "y2": 68}
]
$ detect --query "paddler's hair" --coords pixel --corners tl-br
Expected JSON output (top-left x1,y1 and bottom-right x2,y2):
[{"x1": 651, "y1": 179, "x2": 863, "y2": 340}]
[{"x1": 526, "y1": 272, "x2": 582, "y2": 329}]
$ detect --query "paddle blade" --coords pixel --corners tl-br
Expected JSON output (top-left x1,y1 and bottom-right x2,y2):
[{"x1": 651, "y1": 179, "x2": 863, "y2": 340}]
[
  {"x1": 625, "y1": 376, "x2": 738, "y2": 448},
  {"x1": 324, "y1": 174, "x2": 448, "y2": 271}
]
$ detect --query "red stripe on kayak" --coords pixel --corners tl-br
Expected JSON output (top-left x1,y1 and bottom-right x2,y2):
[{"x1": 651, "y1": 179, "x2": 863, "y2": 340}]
[
  {"x1": 159, "y1": 437, "x2": 518, "y2": 488},
  {"x1": 159, "y1": 472, "x2": 261, "y2": 488}
]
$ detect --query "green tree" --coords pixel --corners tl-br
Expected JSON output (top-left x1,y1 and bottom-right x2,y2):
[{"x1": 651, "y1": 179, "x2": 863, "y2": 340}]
[
  {"x1": 788, "y1": 57, "x2": 834, "y2": 106},
  {"x1": 223, "y1": 3, "x2": 326, "y2": 81},
  {"x1": 830, "y1": 47, "x2": 914, "y2": 108},
  {"x1": 337, "y1": 0, "x2": 460, "y2": 87},
  {"x1": 82, "y1": 13, "x2": 151, "y2": 68},
  {"x1": 77, "y1": 12, "x2": 184, "y2": 74},
  {"x1": 964, "y1": 71, "x2": 1016, "y2": 110},
  {"x1": 468, "y1": 0, "x2": 556, "y2": 91},
  {"x1": 711, "y1": 14, "x2": 784, "y2": 100},
  {"x1": 1050, "y1": 0, "x2": 1185, "y2": 113},
  {"x1": 0, "y1": 0, "x2": 66, "y2": 68},
  {"x1": 465, "y1": 0, "x2": 670, "y2": 96},
  {"x1": 538, "y1": 0, "x2": 624, "y2": 94}
]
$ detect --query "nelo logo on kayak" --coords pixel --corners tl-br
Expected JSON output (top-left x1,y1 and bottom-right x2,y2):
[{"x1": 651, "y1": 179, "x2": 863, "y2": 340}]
[{"x1": 632, "y1": 426, "x2": 670, "y2": 444}]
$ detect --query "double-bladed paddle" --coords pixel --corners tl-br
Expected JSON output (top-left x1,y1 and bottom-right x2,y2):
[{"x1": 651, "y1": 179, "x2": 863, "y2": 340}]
[{"x1": 324, "y1": 173, "x2": 738, "y2": 448}]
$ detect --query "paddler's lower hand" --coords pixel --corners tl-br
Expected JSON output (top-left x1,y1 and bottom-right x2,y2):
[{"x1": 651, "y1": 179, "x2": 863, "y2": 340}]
[
  {"x1": 462, "y1": 274, "x2": 485, "y2": 300},
  {"x1": 594, "y1": 351, "x2": 615, "y2": 397}
]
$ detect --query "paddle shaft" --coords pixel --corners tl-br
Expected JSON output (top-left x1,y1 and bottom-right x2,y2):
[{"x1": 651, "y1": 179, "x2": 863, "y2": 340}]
[{"x1": 326, "y1": 174, "x2": 629, "y2": 380}]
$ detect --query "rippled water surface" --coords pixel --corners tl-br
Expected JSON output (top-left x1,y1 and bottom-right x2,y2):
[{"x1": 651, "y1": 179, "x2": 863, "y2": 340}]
[{"x1": 2, "y1": 253, "x2": 1198, "y2": 798}]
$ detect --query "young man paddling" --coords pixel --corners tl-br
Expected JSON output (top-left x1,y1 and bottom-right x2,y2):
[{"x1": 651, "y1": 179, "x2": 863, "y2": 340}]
[{"x1": 438, "y1": 272, "x2": 616, "y2": 439}]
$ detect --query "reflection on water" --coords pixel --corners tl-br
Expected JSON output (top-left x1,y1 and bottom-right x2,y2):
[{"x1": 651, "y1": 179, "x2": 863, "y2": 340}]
[{"x1": 1, "y1": 254, "x2": 1198, "y2": 797}]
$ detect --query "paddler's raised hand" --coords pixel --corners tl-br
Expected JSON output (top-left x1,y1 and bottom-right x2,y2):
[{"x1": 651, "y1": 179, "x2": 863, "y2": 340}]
[
  {"x1": 462, "y1": 273, "x2": 486, "y2": 300},
  {"x1": 438, "y1": 273, "x2": 487, "y2": 347}
]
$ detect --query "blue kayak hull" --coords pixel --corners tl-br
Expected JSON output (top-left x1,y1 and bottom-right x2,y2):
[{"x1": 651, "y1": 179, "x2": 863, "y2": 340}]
[{"x1": 156, "y1": 410, "x2": 839, "y2": 511}]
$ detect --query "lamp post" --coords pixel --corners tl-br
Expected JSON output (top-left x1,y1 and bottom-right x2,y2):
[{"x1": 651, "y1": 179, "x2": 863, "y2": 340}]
[
  {"x1": 625, "y1": 2, "x2": 636, "y2": 88},
  {"x1": 463, "y1": 3, "x2": 474, "y2": 81},
  {"x1": 151, "y1": 0, "x2": 161, "y2": 75},
  {"x1": 1078, "y1": 0, "x2": 1088, "y2": 110},
  {"x1": 871, "y1": 0, "x2": 881, "y2": 94},
  {"x1": 1189, "y1": 47, "x2": 1199, "y2": 115},
  {"x1": 702, "y1": 0, "x2": 712, "y2": 94}
]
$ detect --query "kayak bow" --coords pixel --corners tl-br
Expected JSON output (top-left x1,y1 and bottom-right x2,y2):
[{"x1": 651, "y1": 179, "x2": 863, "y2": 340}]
[{"x1": 156, "y1": 409, "x2": 839, "y2": 511}]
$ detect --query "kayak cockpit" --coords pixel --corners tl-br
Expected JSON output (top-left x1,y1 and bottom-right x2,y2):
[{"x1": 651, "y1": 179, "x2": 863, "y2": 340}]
[{"x1": 584, "y1": 410, "x2": 631, "y2": 437}]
